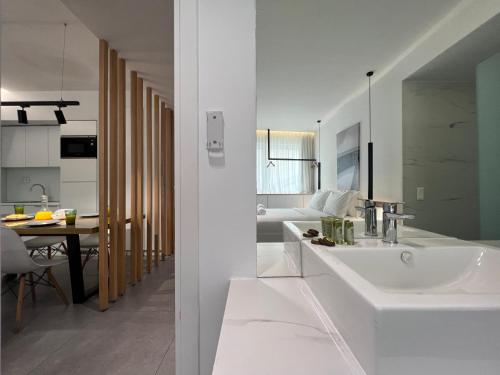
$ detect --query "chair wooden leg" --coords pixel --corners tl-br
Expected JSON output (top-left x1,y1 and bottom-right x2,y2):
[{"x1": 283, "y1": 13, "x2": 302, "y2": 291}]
[
  {"x1": 28, "y1": 272, "x2": 36, "y2": 304},
  {"x1": 15, "y1": 275, "x2": 26, "y2": 332},
  {"x1": 47, "y1": 246, "x2": 52, "y2": 259},
  {"x1": 47, "y1": 269, "x2": 69, "y2": 306},
  {"x1": 60, "y1": 242, "x2": 68, "y2": 255},
  {"x1": 82, "y1": 249, "x2": 92, "y2": 269}
]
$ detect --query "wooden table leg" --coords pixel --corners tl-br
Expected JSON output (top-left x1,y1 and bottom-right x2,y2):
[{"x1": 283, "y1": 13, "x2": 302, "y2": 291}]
[{"x1": 66, "y1": 234, "x2": 86, "y2": 304}]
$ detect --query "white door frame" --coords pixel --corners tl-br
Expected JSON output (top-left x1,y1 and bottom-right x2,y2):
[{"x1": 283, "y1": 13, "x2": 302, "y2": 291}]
[{"x1": 174, "y1": 0, "x2": 200, "y2": 373}]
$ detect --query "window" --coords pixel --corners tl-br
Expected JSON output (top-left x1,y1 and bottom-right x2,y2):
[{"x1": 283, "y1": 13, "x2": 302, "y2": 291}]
[{"x1": 256, "y1": 130, "x2": 315, "y2": 194}]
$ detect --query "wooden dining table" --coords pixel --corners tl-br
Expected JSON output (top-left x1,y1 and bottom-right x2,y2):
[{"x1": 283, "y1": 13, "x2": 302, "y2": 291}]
[{"x1": 1, "y1": 216, "x2": 129, "y2": 304}]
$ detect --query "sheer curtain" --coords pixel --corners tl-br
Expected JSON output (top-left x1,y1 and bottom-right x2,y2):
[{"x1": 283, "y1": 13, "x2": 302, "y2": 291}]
[{"x1": 256, "y1": 130, "x2": 315, "y2": 194}]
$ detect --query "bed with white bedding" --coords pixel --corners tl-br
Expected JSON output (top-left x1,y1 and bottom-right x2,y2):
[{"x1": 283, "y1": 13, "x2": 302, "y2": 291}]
[
  {"x1": 257, "y1": 190, "x2": 361, "y2": 242},
  {"x1": 257, "y1": 207, "x2": 326, "y2": 242}
]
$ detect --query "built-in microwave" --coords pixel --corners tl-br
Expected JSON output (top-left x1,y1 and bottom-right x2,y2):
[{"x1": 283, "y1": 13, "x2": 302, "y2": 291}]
[{"x1": 60, "y1": 136, "x2": 97, "y2": 158}]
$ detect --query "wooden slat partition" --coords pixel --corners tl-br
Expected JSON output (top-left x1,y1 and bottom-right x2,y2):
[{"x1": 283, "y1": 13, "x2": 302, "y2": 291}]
[
  {"x1": 108, "y1": 49, "x2": 118, "y2": 301},
  {"x1": 153, "y1": 95, "x2": 160, "y2": 266},
  {"x1": 130, "y1": 71, "x2": 138, "y2": 285},
  {"x1": 146, "y1": 87, "x2": 153, "y2": 273},
  {"x1": 117, "y1": 58, "x2": 126, "y2": 295},
  {"x1": 136, "y1": 77, "x2": 144, "y2": 280},
  {"x1": 98, "y1": 40, "x2": 109, "y2": 311},
  {"x1": 165, "y1": 107, "x2": 174, "y2": 256}
]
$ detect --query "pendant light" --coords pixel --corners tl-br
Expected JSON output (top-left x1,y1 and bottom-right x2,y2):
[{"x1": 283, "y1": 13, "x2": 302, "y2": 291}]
[
  {"x1": 366, "y1": 71, "x2": 374, "y2": 200},
  {"x1": 55, "y1": 23, "x2": 68, "y2": 124},
  {"x1": 17, "y1": 107, "x2": 28, "y2": 124}
]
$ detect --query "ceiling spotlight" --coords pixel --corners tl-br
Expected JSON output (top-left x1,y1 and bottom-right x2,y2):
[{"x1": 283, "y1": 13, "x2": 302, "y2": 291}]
[
  {"x1": 54, "y1": 108, "x2": 66, "y2": 124},
  {"x1": 17, "y1": 108, "x2": 28, "y2": 124}
]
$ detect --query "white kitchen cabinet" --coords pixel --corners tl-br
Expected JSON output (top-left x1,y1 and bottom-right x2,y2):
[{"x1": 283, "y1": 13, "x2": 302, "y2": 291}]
[
  {"x1": 48, "y1": 126, "x2": 61, "y2": 166},
  {"x1": 1, "y1": 127, "x2": 26, "y2": 167},
  {"x1": 26, "y1": 126, "x2": 49, "y2": 167},
  {"x1": 60, "y1": 182, "x2": 97, "y2": 212},
  {"x1": 60, "y1": 120, "x2": 97, "y2": 136},
  {"x1": 60, "y1": 159, "x2": 97, "y2": 182}
]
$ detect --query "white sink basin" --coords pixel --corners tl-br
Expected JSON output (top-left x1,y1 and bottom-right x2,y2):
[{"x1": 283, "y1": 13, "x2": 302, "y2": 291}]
[
  {"x1": 334, "y1": 246, "x2": 500, "y2": 294},
  {"x1": 302, "y1": 240, "x2": 500, "y2": 375}
]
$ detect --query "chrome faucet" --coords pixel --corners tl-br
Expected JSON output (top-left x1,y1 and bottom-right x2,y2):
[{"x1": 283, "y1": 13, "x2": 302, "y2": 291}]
[
  {"x1": 382, "y1": 202, "x2": 415, "y2": 244},
  {"x1": 30, "y1": 183, "x2": 46, "y2": 196},
  {"x1": 357, "y1": 199, "x2": 378, "y2": 237}
]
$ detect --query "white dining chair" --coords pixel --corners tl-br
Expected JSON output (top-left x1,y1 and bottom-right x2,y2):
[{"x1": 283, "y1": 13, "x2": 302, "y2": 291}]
[
  {"x1": 24, "y1": 236, "x2": 67, "y2": 259},
  {"x1": 80, "y1": 234, "x2": 100, "y2": 269},
  {"x1": 0, "y1": 228, "x2": 69, "y2": 332}
]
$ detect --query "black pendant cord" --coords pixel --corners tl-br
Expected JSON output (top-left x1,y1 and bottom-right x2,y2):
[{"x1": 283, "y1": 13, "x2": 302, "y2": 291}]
[
  {"x1": 59, "y1": 23, "x2": 68, "y2": 103},
  {"x1": 367, "y1": 71, "x2": 374, "y2": 200}
]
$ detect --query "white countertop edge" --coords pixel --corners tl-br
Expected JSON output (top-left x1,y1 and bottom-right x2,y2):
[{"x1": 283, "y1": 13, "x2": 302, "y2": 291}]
[{"x1": 212, "y1": 277, "x2": 366, "y2": 375}]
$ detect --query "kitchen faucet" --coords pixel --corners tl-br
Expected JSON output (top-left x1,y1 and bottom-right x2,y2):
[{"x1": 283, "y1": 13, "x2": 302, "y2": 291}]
[
  {"x1": 382, "y1": 202, "x2": 415, "y2": 244},
  {"x1": 30, "y1": 183, "x2": 46, "y2": 196}
]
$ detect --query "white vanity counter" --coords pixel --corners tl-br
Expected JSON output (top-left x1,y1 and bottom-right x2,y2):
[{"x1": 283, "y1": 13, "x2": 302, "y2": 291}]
[
  {"x1": 302, "y1": 237, "x2": 500, "y2": 375},
  {"x1": 212, "y1": 277, "x2": 365, "y2": 375}
]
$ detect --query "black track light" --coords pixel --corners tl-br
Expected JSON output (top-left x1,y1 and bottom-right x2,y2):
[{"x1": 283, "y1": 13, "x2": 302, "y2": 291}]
[
  {"x1": 54, "y1": 108, "x2": 66, "y2": 124},
  {"x1": 17, "y1": 108, "x2": 28, "y2": 124}
]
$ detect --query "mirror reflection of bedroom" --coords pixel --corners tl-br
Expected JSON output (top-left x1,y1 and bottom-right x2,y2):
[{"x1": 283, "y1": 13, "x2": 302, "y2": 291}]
[
  {"x1": 256, "y1": 2, "x2": 362, "y2": 277},
  {"x1": 256, "y1": 1, "x2": 500, "y2": 278}
]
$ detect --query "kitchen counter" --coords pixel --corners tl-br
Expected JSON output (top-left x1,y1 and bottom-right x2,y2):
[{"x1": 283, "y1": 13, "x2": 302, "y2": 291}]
[
  {"x1": 0, "y1": 201, "x2": 60, "y2": 216},
  {"x1": 212, "y1": 278, "x2": 365, "y2": 375},
  {"x1": 1, "y1": 201, "x2": 60, "y2": 206}
]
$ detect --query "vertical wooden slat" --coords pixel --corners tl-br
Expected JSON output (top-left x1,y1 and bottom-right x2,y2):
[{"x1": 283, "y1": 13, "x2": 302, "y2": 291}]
[
  {"x1": 136, "y1": 77, "x2": 144, "y2": 281},
  {"x1": 117, "y1": 57, "x2": 126, "y2": 295},
  {"x1": 165, "y1": 107, "x2": 174, "y2": 256},
  {"x1": 153, "y1": 95, "x2": 160, "y2": 266},
  {"x1": 146, "y1": 87, "x2": 153, "y2": 273},
  {"x1": 98, "y1": 39, "x2": 109, "y2": 311},
  {"x1": 108, "y1": 49, "x2": 118, "y2": 301},
  {"x1": 130, "y1": 70, "x2": 138, "y2": 285},
  {"x1": 160, "y1": 102, "x2": 167, "y2": 259}
]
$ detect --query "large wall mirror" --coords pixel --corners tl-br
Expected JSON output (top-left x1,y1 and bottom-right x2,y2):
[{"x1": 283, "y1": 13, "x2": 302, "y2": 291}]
[
  {"x1": 255, "y1": 3, "x2": 500, "y2": 278},
  {"x1": 255, "y1": 1, "x2": 363, "y2": 277},
  {"x1": 402, "y1": 13, "x2": 500, "y2": 245}
]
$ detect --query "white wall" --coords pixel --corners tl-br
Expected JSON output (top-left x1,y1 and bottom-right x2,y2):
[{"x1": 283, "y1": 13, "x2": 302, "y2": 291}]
[
  {"x1": 198, "y1": 0, "x2": 256, "y2": 372},
  {"x1": 320, "y1": 0, "x2": 500, "y2": 203},
  {"x1": 175, "y1": 0, "x2": 257, "y2": 374}
]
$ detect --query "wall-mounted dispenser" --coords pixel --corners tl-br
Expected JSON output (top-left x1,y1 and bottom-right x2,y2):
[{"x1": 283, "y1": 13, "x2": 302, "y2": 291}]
[{"x1": 206, "y1": 111, "x2": 224, "y2": 158}]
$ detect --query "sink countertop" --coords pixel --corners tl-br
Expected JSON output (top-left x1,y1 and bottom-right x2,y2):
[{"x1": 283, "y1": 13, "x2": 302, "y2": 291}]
[{"x1": 212, "y1": 277, "x2": 365, "y2": 375}]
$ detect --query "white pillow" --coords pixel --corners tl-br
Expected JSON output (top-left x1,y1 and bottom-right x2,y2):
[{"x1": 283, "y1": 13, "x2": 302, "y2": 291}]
[
  {"x1": 308, "y1": 190, "x2": 331, "y2": 211},
  {"x1": 323, "y1": 190, "x2": 352, "y2": 217},
  {"x1": 346, "y1": 190, "x2": 361, "y2": 217}
]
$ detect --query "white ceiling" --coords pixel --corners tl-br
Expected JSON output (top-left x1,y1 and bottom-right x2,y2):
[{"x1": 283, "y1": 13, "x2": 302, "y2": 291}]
[
  {"x1": 1, "y1": 0, "x2": 99, "y2": 92},
  {"x1": 1, "y1": 0, "x2": 173, "y2": 104},
  {"x1": 257, "y1": 0, "x2": 464, "y2": 130},
  {"x1": 60, "y1": 0, "x2": 173, "y2": 103},
  {"x1": 407, "y1": 13, "x2": 500, "y2": 82}
]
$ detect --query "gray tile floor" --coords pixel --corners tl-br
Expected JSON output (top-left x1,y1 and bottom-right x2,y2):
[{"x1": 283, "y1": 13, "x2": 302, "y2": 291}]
[{"x1": 1, "y1": 255, "x2": 175, "y2": 375}]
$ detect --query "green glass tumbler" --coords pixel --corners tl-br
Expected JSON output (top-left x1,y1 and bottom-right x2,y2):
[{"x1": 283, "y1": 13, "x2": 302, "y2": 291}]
[
  {"x1": 14, "y1": 204, "x2": 25, "y2": 215},
  {"x1": 65, "y1": 209, "x2": 77, "y2": 225}
]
